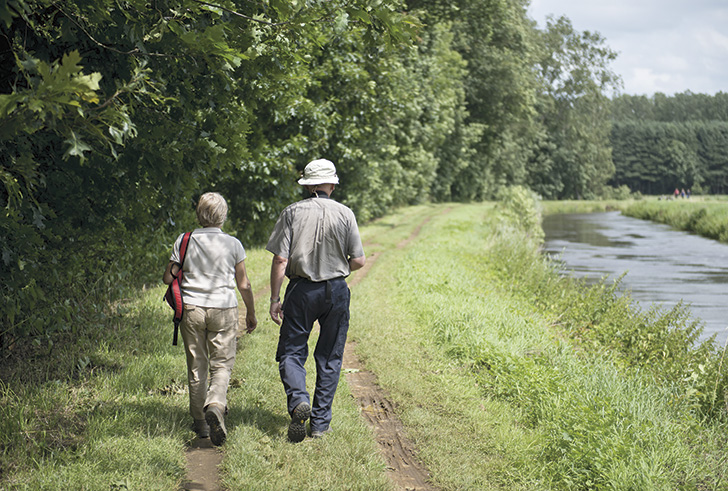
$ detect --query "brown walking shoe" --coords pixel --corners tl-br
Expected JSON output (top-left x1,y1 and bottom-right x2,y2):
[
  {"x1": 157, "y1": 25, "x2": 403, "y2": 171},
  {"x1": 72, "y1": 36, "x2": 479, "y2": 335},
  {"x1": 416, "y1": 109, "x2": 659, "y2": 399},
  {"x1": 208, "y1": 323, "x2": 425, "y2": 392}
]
[
  {"x1": 205, "y1": 403, "x2": 227, "y2": 446},
  {"x1": 193, "y1": 419, "x2": 210, "y2": 439}
]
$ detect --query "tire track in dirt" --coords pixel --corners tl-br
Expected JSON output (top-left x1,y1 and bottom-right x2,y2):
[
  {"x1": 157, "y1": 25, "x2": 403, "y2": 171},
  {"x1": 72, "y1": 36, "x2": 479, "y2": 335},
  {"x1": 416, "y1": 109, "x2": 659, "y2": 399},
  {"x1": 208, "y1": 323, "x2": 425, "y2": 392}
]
[
  {"x1": 343, "y1": 342, "x2": 436, "y2": 491},
  {"x1": 344, "y1": 209, "x2": 450, "y2": 491}
]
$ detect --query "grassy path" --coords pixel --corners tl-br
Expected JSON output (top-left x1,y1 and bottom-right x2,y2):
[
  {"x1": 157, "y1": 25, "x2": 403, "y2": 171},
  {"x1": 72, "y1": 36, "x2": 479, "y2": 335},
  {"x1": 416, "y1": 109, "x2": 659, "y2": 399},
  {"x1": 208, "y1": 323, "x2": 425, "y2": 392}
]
[
  {"x1": 348, "y1": 203, "x2": 543, "y2": 489},
  {"x1": 182, "y1": 204, "x2": 445, "y2": 490},
  {"x1": 183, "y1": 268, "x2": 284, "y2": 490},
  {"x1": 342, "y1": 205, "x2": 451, "y2": 490}
]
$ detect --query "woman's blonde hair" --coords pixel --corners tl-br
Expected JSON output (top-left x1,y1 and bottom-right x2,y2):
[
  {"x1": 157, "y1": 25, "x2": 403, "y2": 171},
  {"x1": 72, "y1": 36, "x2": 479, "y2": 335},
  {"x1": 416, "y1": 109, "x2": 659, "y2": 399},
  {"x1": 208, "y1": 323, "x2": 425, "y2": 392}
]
[{"x1": 196, "y1": 192, "x2": 228, "y2": 228}]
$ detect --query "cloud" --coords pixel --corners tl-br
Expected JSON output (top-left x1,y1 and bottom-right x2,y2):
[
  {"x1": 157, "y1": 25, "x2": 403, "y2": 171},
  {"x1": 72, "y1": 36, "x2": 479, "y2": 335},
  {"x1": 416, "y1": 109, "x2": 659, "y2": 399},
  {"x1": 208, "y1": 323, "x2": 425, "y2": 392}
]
[
  {"x1": 528, "y1": 0, "x2": 728, "y2": 95},
  {"x1": 628, "y1": 68, "x2": 679, "y2": 96}
]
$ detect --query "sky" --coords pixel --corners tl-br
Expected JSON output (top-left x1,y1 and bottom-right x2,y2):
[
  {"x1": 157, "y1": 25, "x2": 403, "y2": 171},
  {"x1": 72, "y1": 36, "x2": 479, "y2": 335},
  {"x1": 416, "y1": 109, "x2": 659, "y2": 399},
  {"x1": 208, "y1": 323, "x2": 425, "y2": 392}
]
[{"x1": 527, "y1": 0, "x2": 728, "y2": 96}]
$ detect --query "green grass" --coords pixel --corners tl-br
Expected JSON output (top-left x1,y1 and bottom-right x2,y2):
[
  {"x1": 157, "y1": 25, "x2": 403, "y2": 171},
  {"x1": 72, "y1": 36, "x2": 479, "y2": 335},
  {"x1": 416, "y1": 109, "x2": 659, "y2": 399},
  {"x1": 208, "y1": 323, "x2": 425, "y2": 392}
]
[
  {"x1": 351, "y1": 202, "x2": 728, "y2": 489},
  {"x1": 624, "y1": 198, "x2": 728, "y2": 243},
  {"x1": 541, "y1": 199, "x2": 632, "y2": 215},
  {"x1": 350, "y1": 208, "x2": 545, "y2": 489},
  {"x1": 3, "y1": 201, "x2": 728, "y2": 489},
  {"x1": 1, "y1": 292, "x2": 189, "y2": 489},
  {"x1": 1, "y1": 244, "x2": 390, "y2": 490}
]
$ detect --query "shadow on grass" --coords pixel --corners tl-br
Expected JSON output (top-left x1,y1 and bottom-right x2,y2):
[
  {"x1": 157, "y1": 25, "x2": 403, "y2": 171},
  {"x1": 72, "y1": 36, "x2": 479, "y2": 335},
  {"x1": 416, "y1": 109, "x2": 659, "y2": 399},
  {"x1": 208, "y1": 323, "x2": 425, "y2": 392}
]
[
  {"x1": 91, "y1": 398, "x2": 190, "y2": 438},
  {"x1": 229, "y1": 405, "x2": 288, "y2": 438}
]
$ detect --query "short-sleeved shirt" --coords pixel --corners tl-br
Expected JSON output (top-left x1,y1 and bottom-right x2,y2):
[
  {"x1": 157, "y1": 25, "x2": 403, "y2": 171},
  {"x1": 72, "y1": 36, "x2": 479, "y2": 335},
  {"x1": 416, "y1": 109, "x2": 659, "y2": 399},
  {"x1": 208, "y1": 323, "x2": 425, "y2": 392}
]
[
  {"x1": 266, "y1": 194, "x2": 364, "y2": 282},
  {"x1": 170, "y1": 227, "x2": 246, "y2": 308}
]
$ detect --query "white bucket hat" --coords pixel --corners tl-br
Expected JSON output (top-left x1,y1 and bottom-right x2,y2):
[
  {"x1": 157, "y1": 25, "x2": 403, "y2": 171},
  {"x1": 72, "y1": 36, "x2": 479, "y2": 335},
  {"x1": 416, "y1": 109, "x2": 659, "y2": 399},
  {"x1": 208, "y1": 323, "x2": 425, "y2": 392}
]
[{"x1": 297, "y1": 159, "x2": 339, "y2": 186}]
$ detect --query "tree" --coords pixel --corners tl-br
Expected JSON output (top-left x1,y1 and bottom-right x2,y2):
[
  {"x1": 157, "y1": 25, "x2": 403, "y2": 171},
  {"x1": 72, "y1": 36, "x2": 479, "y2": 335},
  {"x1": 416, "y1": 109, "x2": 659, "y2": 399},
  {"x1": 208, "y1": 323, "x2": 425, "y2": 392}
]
[
  {"x1": 532, "y1": 16, "x2": 621, "y2": 199},
  {"x1": 610, "y1": 93, "x2": 728, "y2": 194},
  {"x1": 697, "y1": 122, "x2": 728, "y2": 194},
  {"x1": 412, "y1": 0, "x2": 540, "y2": 200}
]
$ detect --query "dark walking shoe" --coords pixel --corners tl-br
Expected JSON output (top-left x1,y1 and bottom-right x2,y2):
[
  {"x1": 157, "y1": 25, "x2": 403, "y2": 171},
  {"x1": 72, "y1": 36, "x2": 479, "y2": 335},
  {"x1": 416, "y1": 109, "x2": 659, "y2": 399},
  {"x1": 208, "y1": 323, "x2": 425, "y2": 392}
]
[
  {"x1": 193, "y1": 419, "x2": 210, "y2": 439},
  {"x1": 205, "y1": 403, "x2": 227, "y2": 446},
  {"x1": 288, "y1": 402, "x2": 311, "y2": 443}
]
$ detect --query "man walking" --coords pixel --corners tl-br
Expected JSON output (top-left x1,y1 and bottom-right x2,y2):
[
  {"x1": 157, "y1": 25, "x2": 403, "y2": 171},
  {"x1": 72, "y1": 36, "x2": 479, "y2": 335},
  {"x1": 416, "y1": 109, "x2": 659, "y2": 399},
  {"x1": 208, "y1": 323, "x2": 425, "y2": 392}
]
[{"x1": 266, "y1": 159, "x2": 366, "y2": 443}]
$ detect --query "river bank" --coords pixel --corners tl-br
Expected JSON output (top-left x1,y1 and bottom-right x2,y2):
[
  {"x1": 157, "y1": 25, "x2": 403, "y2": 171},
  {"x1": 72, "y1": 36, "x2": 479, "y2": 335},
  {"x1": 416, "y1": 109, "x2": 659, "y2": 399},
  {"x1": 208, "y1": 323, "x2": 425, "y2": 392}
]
[
  {"x1": 541, "y1": 209, "x2": 728, "y2": 344},
  {"x1": 540, "y1": 195, "x2": 728, "y2": 245},
  {"x1": 354, "y1": 198, "x2": 728, "y2": 488},
  {"x1": 2, "y1": 197, "x2": 728, "y2": 489},
  {"x1": 623, "y1": 196, "x2": 728, "y2": 244}
]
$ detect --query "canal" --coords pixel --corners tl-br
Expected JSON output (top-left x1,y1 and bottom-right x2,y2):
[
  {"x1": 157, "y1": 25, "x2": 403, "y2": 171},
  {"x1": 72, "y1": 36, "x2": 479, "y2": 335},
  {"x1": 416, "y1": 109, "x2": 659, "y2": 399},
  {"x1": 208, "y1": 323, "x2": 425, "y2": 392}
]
[{"x1": 542, "y1": 211, "x2": 728, "y2": 345}]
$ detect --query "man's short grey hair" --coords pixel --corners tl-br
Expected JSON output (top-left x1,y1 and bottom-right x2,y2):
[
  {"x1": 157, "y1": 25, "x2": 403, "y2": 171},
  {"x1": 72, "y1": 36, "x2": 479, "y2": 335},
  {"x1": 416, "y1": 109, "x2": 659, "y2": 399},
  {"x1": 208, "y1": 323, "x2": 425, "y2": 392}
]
[{"x1": 196, "y1": 192, "x2": 228, "y2": 228}]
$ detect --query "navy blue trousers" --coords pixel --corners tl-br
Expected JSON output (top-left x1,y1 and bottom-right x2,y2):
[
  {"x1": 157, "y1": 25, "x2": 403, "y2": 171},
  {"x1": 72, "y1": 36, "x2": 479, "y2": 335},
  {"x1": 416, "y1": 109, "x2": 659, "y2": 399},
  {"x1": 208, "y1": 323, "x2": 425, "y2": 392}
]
[{"x1": 276, "y1": 277, "x2": 350, "y2": 432}]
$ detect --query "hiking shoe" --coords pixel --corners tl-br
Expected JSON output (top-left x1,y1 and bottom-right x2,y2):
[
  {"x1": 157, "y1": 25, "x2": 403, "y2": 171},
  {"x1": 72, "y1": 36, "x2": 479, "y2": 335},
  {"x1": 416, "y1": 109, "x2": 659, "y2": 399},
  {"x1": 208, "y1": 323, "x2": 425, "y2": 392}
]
[
  {"x1": 205, "y1": 403, "x2": 227, "y2": 446},
  {"x1": 288, "y1": 402, "x2": 311, "y2": 443},
  {"x1": 311, "y1": 427, "x2": 332, "y2": 439},
  {"x1": 193, "y1": 419, "x2": 210, "y2": 439}
]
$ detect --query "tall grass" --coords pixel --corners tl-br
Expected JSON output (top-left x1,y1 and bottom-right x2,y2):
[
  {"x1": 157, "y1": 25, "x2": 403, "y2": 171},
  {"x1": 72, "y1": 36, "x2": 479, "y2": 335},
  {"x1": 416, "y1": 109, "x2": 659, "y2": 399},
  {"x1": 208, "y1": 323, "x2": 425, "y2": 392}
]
[
  {"x1": 541, "y1": 199, "x2": 632, "y2": 215},
  {"x1": 351, "y1": 198, "x2": 728, "y2": 489}
]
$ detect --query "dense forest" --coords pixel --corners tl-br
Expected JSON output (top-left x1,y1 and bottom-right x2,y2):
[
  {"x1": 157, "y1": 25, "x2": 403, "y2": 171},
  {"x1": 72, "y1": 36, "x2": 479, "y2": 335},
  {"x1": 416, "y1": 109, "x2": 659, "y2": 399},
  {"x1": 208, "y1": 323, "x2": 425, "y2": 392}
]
[
  {"x1": 610, "y1": 93, "x2": 728, "y2": 195},
  {"x1": 0, "y1": 0, "x2": 725, "y2": 352}
]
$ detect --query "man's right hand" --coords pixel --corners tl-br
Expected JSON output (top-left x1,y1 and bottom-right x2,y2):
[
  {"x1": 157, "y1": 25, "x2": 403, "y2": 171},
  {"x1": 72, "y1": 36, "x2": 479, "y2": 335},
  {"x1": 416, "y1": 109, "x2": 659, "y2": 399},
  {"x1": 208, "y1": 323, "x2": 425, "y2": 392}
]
[{"x1": 270, "y1": 300, "x2": 283, "y2": 325}]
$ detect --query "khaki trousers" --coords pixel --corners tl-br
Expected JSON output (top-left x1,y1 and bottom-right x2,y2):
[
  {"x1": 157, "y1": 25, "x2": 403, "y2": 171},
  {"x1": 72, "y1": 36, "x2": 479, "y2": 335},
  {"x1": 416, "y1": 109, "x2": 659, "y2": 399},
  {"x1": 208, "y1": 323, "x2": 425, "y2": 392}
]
[{"x1": 180, "y1": 305, "x2": 238, "y2": 420}]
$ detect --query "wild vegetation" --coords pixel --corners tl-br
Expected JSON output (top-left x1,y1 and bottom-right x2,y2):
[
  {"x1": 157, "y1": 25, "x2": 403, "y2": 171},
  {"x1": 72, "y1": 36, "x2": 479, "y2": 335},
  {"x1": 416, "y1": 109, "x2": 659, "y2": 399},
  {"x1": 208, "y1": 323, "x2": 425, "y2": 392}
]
[
  {"x1": 2, "y1": 0, "x2": 727, "y2": 364},
  {"x1": 3, "y1": 198, "x2": 728, "y2": 489},
  {"x1": 2, "y1": 0, "x2": 625, "y2": 355},
  {"x1": 354, "y1": 196, "x2": 728, "y2": 489},
  {"x1": 4, "y1": 2, "x2": 728, "y2": 486}
]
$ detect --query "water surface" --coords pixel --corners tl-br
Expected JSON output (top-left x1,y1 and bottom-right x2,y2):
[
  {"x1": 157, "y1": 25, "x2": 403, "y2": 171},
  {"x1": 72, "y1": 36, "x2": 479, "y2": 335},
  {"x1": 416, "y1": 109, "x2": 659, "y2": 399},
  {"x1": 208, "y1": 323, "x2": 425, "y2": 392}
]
[{"x1": 542, "y1": 211, "x2": 728, "y2": 345}]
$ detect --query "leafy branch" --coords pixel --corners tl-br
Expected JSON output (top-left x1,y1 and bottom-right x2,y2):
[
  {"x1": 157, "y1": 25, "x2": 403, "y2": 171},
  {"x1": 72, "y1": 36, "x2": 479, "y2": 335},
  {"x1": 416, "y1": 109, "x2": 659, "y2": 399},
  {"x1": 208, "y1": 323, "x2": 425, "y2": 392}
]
[
  {"x1": 191, "y1": 0, "x2": 293, "y2": 26},
  {"x1": 50, "y1": 1, "x2": 174, "y2": 58}
]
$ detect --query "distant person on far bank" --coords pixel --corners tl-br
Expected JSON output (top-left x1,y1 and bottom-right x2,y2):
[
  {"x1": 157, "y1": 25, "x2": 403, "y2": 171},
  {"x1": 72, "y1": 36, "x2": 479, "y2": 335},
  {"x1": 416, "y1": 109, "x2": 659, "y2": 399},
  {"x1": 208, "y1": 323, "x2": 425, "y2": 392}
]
[
  {"x1": 266, "y1": 159, "x2": 366, "y2": 443},
  {"x1": 163, "y1": 192, "x2": 257, "y2": 446}
]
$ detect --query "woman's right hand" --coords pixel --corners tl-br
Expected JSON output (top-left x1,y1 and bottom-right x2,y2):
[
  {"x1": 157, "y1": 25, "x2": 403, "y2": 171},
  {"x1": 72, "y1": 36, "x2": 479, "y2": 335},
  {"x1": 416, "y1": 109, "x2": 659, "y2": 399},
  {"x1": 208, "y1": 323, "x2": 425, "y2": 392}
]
[{"x1": 245, "y1": 312, "x2": 258, "y2": 334}]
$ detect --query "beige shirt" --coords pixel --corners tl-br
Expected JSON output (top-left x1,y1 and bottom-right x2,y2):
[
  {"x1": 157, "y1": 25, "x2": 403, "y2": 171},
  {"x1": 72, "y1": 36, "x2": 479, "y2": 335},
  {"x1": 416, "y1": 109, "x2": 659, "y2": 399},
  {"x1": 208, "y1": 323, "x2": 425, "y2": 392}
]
[
  {"x1": 266, "y1": 194, "x2": 364, "y2": 282},
  {"x1": 170, "y1": 228, "x2": 246, "y2": 308}
]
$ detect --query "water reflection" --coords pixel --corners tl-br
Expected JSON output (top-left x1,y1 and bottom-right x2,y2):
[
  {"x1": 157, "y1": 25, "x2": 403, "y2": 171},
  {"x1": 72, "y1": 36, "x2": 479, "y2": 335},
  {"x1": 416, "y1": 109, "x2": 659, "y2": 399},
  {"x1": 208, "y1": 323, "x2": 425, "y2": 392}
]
[{"x1": 542, "y1": 211, "x2": 728, "y2": 345}]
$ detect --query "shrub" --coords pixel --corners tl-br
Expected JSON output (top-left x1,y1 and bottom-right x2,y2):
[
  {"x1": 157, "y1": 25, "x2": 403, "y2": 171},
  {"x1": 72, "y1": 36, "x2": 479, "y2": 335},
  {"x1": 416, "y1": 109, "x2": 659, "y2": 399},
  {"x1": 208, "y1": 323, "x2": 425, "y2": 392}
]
[{"x1": 496, "y1": 185, "x2": 545, "y2": 244}]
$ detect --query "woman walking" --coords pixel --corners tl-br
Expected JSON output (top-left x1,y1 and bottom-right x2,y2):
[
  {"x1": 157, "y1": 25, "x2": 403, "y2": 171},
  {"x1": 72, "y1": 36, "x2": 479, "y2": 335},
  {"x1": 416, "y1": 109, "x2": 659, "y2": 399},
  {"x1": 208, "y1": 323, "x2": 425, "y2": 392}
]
[{"x1": 163, "y1": 192, "x2": 257, "y2": 445}]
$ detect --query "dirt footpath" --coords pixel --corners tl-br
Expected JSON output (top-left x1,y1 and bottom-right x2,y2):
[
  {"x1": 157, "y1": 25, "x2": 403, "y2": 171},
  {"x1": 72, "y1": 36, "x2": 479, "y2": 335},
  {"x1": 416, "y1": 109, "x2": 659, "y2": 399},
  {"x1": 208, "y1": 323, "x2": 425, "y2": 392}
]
[{"x1": 183, "y1": 438, "x2": 222, "y2": 491}]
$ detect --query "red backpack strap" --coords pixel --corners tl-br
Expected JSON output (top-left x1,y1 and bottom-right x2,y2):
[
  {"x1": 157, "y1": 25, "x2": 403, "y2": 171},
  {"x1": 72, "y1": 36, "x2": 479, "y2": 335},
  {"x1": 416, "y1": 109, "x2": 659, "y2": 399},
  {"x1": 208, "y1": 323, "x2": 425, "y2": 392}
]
[
  {"x1": 178, "y1": 231, "x2": 192, "y2": 266},
  {"x1": 166, "y1": 231, "x2": 193, "y2": 346}
]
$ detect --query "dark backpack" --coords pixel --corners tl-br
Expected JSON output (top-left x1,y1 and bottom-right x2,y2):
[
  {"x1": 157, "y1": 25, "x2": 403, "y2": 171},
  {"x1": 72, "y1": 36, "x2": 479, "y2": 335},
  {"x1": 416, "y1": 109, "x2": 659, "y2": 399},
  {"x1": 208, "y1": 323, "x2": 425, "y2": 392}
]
[{"x1": 164, "y1": 231, "x2": 192, "y2": 345}]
